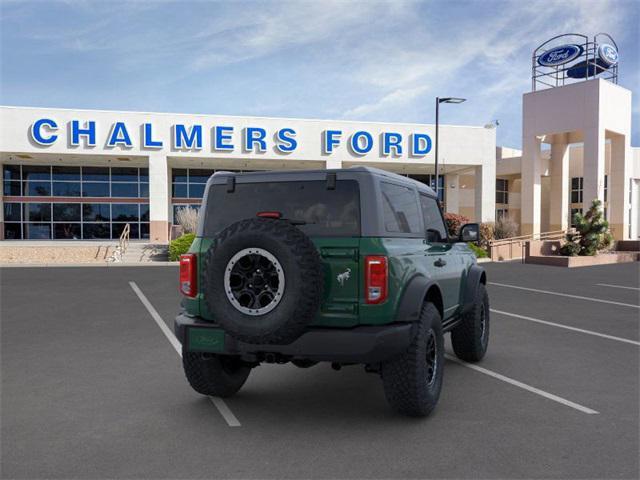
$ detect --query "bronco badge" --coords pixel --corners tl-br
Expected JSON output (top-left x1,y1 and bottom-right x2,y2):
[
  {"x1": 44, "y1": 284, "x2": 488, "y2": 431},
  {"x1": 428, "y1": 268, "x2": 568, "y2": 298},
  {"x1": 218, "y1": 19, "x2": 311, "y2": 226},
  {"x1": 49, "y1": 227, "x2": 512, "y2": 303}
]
[{"x1": 337, "y1": 268, "x2": 351, "y2": 286}]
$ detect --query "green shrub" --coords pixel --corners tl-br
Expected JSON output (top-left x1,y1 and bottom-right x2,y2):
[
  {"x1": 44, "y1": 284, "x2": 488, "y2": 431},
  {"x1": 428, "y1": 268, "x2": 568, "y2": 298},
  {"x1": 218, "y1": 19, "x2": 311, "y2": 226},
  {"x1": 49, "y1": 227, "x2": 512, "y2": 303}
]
[
  {"x1": 560, "y1": 199, "x2": 613, "y2": 256},
  {"x1": 467, "y1": 242, "x2": 488, "y2": 258},
  {"x1": 444, "y1": 212, "x2": 470, "y2": 237},
  {"x1": 169, "y1": 233, "x2": 196, "y2": 261}
]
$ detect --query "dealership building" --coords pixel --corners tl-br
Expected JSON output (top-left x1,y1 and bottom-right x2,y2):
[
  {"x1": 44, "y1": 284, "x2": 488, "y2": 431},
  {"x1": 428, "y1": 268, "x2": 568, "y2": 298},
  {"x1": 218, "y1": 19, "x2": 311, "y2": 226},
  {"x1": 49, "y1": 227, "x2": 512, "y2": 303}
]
[
  {"x1": 0, "y1": 34, "x2": 638, "y2": 245},
  {"x1": 0, "y1": 106, "x2": 498, "y2": 243}
]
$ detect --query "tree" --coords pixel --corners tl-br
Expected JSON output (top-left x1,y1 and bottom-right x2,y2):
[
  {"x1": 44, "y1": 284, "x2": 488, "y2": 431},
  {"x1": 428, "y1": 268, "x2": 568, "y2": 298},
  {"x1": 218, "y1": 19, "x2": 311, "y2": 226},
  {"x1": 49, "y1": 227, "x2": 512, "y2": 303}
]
[{"x1": 560, "y1": 199, "x2": 613, "y2": 256}]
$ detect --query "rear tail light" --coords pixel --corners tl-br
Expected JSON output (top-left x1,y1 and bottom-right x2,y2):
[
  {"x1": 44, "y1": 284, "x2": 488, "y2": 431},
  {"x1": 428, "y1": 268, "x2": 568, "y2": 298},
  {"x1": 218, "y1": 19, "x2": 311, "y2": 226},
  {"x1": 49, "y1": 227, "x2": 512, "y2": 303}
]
[
  {"x1": 365, "y1": 256, "x2": 388, "y2": 304},
  {"x1": 179, "y1": 254, "x2": 197, "y2": 297}
]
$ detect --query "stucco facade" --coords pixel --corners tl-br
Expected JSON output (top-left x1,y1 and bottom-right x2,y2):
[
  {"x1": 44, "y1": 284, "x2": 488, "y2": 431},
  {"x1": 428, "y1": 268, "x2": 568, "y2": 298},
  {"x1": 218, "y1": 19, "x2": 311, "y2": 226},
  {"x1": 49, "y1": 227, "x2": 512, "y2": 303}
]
[{"x1": 0, "y1": 106, "x2": 496, "y2": 243}]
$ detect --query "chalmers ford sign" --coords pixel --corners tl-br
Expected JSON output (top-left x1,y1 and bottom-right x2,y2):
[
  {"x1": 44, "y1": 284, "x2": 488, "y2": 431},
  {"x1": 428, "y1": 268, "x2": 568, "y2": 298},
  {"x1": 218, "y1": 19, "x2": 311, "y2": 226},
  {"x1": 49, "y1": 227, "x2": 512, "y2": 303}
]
[{"x1": 29, "y1": 118, "x2": 434, "y2": 157}]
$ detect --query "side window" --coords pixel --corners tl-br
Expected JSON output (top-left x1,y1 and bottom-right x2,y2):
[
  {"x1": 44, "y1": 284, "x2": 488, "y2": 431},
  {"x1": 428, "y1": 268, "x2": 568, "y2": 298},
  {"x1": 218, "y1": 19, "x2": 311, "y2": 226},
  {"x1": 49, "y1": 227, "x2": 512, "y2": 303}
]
[
  {"x1": 420, "y1": 194, "x2": 447, "y2": 242},
  {"x1": 380, "y1": 182, "x2": 421, "y2": 234}
]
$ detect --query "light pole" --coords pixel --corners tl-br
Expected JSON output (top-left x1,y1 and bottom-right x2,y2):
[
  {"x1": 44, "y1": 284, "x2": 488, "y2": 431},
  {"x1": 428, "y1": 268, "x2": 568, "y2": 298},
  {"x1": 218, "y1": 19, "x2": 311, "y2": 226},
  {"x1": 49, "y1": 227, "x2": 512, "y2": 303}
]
[{"x1": 435, "y1": 97, "x2": 466, "y2": 201}]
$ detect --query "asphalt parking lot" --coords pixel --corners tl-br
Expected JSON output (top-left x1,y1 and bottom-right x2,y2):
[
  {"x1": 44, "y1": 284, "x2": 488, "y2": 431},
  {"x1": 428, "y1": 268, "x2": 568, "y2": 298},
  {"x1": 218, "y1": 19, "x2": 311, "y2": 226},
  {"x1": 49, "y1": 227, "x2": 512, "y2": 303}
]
[{"x1": 1, "y1": 261, "x2": 639, "y2": 479}]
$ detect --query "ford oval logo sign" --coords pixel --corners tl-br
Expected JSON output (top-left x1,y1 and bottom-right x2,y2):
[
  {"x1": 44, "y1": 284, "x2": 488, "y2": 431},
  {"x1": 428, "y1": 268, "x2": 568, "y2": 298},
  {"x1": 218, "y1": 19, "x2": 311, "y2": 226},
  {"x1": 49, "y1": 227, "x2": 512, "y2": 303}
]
[
  {"x1": 598, "y1": 44, "x2": 618, "y2": 66},
  {"x1": 538, "y1": 44, "x2": 583, "y2": 67}
]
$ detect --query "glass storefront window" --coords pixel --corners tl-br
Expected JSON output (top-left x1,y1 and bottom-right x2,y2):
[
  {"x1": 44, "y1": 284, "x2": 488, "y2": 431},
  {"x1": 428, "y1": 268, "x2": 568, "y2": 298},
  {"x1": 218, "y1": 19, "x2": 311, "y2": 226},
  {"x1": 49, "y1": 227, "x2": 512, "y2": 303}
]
[
  {"x1": 188, "y1": 183, "x2": 205, "y2": 198},
  {"x1": 82, "y1": 167, "x2": 110, "y2": 182},
  {"x1": 3, "y1": 181, "x2": 21, "y2": 196},
  {"x1": 3, "y1": 201, "x2": 148, "y2": 240},
  {"x1": 172, "y1": 168, "x2": 216, "y2": 200},
  {"x1": 82, "y1": 182, "x2": 110, "y2": 197},
  {"x1": 54, "y1": 223, "x2": 81, "y2": 239},
  {"x1": 4, "y1": 202, "x2": 21, "y2": 221},
  {"x1": 25, "y1": 203, "x2": 51, "y2": 222},
  {"x1": 53, "y1": 182, "x2": 81, "y2": 197},
  {"x1": 83, "y1": 223, "x2": 111, "y2": 239},
  {"x1": 25, "y1": 181, "x2": 51, "y2": 196},
  {"x1": 3, "y1": 164, "x2": 149, "y2": 240},
  {"x1": 112, "y1": 203, "x2": 139, "y2": 222},
  {"x1": 52, "y1": 166, "x2": 80, "y2": 181},
  {"x1": 53, "y1": 204, "x2": 81, "y2": 222},
  {"x1": 22, "y1": 165, "x2": 51, "y2": 181},
  {"x1": 24, "y1": 223, "x2": 51, "y2": 239},
  {"x1": 83, "y1": 203, "x2": 110, "y2": 221},
  {"x1": 172, "y1": 183, "x2": 188, "y2": 198},
  {"x1": 111, "y1": 183, "x2": 139, "y2": 197},
  {"x1": 140, "y1": 204, "x2": 150, "y2": 222},
  {"x1": 3, "y1": 164, "x2": 21, "y2": 181},
  {"x1": 189, "y1": 169, "x2": 215, "y2": 183},
  {"x1": 4, "y1": 223, "x2": 22, "y2": 239},
  {"x1": 111, "y1": 167, "x2": 138, "y2": 181}
]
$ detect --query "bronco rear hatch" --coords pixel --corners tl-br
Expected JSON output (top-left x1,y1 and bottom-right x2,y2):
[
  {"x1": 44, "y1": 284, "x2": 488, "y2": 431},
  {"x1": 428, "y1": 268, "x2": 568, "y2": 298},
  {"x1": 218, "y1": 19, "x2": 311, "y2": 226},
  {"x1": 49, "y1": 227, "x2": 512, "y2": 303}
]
[{"x1": 198, "y1": 177, "x2": 362, "y2": 327}]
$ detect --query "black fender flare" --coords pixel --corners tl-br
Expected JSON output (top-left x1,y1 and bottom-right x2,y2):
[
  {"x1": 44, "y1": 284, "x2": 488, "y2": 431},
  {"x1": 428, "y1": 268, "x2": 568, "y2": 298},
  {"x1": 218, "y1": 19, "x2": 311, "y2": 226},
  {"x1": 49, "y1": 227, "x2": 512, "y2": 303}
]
[
  {"x1": 461, "y1": 264, "x2": 487, "y2": 315},
  {"x1": 394, "y1": 274, "x2": 443, "y2": 323}
]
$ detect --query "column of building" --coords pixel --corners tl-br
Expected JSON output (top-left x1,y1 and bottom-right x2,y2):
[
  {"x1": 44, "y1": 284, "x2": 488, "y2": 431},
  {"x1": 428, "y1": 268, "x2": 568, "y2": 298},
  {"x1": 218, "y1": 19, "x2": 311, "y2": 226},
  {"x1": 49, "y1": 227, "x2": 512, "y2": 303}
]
[
  {"x1": 521, "y1": 134, "x2": 544, "y2": 236},
  {"x1": 609, "y1": 133, "x2": 631, "y2": 239},
  {"x1": 549, "y1": 133, "x2": 569, "y2": 232},
  {"x1": 148, "y1": 153, "x2": 171, "y2": 244}
]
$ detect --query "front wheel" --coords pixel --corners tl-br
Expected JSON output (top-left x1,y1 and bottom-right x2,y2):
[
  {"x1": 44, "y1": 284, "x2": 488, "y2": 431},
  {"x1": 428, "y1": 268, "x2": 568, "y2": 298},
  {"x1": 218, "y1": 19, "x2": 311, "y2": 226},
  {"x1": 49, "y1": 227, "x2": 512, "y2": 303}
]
[
  {"x1": 381, "y1": 302, "x2": 444, "y2": 417},
  {"x1": 451, "y1": 283, "x2": 490, "y2": 362},
  {"x1": 182, "y1": 349, "x2": 251, "y2": 398}
]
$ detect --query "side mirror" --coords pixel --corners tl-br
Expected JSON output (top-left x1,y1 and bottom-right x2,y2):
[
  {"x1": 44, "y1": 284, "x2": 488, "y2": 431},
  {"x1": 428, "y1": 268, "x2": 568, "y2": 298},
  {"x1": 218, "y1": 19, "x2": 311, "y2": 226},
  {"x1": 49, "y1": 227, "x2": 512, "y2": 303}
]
[
  {"x1": 426, "y1": 228, "x2": 443, "y2": 243},
  {"x1": 459, "y1": 223, "x2": 479, "y2": 243}
]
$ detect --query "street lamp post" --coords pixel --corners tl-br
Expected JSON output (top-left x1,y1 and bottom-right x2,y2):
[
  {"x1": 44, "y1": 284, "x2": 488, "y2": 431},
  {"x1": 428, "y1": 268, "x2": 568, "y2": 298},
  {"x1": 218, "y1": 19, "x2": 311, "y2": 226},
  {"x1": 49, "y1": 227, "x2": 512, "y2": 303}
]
[{"x1": 435, "y1": 97, "x2": 466, "y2": 201}]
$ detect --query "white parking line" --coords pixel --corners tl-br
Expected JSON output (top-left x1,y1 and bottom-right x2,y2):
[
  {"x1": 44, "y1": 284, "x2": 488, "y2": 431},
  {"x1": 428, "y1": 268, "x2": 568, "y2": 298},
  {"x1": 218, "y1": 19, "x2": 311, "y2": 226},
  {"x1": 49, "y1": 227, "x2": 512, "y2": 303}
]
[
  {"x1": 596, "y1": 283, "x2": 640, "y2": 291},
  {"x1": 489, "y1": 282, "x2": 640, "y2": 309},
  {"x1": 491, "y1": 309, "x2": 640, "y2": 347},
  {"x1": 129, "y1": 281, "x2": 241, "y2": 427},
  {"x1": 444, "y1": 354, "x2": 599, "y2": 415}
]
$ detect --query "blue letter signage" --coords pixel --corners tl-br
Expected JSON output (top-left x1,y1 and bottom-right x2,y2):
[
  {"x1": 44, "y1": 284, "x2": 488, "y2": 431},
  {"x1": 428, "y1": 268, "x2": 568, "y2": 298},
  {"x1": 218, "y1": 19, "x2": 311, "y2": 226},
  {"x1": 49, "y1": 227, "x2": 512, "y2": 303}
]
[
  {"x1": 107, "y1": 122, "x2": 133, "y2": 148},
  {"x1": 70, "y1": 120, "x2": 96, "y2": 147},
  {"x1": 275, "y1": 128, "x2": 297, "y2": 153},
  {"x1": 411, "y1": 133, "x2": 432, "y2": 156},
  {"x1": 173, "y1": 124, "x2": 203, "y2": 150},
  {"x1": 143, "y1": 123, "x2": 163, "y2": 148},
  {"x1": 30, "y1": 118, "x2": 58, "y2": 145}
]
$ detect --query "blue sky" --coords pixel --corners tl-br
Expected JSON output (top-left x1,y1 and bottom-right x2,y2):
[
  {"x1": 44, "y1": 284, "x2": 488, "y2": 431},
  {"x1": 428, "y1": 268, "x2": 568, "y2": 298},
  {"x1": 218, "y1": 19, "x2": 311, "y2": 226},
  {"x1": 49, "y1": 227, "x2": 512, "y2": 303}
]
[{"x1": 1, "y1": 0, "x2": 638, "y2": 148}]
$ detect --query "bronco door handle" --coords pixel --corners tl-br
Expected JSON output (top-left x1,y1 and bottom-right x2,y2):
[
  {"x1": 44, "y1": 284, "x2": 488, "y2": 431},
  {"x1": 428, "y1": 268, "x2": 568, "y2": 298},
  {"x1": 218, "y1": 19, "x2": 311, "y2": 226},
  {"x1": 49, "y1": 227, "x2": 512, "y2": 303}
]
[{"x1": 434, "y1": 258, "x2": 446, "y2": 267}]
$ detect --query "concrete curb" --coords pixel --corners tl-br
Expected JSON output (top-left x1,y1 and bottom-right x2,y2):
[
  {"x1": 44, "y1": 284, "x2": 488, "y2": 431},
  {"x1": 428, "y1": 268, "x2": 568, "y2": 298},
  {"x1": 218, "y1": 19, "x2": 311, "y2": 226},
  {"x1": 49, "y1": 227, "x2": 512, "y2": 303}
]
[{"x1": 0, "y1": 262, "x2": 179, "y2": 268}]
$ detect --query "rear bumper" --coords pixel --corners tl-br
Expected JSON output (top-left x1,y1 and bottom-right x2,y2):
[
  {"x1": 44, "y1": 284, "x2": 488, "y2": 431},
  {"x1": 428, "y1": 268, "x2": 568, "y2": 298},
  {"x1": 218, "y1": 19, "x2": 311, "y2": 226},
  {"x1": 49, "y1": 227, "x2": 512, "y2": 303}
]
[{"x1": 174, "y1": 313, "x2": 414, "y2": 364}]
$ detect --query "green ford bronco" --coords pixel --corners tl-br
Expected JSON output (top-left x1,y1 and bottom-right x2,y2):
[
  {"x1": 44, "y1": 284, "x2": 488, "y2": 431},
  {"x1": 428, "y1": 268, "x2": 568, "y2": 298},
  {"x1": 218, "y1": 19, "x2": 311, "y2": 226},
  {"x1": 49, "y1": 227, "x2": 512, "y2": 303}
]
[{"x1": 175, "y1": 167, "x2": 489, "y2": 416}]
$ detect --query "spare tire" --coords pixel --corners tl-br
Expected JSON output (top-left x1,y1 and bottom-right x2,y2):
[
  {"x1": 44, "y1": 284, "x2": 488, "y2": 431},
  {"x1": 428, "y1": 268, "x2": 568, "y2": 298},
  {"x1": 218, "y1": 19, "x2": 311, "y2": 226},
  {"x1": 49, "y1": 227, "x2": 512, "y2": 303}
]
[{"x1": 202, "y1": 217, "x2": 323, "y2": 345}]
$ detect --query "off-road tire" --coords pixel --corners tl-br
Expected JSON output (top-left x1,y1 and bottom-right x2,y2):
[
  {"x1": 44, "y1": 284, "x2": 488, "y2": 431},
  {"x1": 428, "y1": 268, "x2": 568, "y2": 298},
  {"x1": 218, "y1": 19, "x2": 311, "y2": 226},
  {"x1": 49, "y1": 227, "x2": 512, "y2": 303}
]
[
  {"x1": 381, "y1": 302, "x2": 444, "y2": 417},
  {"x1": 451, "y1": 283, "x2": 490, "y2": 362},
  {"x1": 202, "y1": 217, "x2": 323, "y2": 345},
  {"x1": 182, "y1": 349, "x2": 251, "y2": 397}
]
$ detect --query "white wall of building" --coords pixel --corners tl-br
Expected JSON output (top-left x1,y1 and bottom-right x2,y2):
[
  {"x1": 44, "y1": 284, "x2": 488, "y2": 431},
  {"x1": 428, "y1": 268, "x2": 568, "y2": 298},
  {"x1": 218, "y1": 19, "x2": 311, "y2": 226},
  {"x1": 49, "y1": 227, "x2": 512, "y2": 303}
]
[{"x1": 0, "y1": 106, "x2": 497, "y2": 242}]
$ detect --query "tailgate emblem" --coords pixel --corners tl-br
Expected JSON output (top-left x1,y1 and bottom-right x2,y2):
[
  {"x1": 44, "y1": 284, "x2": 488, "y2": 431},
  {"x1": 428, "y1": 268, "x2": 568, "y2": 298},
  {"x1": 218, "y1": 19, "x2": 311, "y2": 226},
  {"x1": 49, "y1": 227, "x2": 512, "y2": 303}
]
[{"x1": 337, "y1": 268, "x2": 351, "y2": 286}]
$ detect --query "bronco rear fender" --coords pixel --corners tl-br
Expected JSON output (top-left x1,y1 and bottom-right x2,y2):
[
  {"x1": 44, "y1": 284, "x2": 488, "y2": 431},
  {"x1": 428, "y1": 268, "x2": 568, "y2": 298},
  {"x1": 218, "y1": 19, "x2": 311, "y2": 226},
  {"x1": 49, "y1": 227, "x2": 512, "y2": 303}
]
[
  {"x1": 394, "y1": 274, "x2": 443, "y2": 323},
  {"x1": 461, "y1": 264, "x2": 486, "y2": 315}
]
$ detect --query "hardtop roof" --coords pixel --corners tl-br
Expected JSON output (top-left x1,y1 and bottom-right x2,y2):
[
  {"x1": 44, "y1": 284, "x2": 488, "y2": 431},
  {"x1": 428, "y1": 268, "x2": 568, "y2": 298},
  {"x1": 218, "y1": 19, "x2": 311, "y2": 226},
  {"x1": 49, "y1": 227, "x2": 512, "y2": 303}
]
[{"x1": 208, "y1": 166, "x2": 437, "y2": 197}]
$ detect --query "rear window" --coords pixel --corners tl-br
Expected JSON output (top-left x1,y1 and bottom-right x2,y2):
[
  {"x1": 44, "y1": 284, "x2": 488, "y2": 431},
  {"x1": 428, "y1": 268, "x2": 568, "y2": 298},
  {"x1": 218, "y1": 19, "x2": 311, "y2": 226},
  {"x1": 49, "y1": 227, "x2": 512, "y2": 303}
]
[{"x1": 203, "y1": 180, "x2": 360, "y2": 237}]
